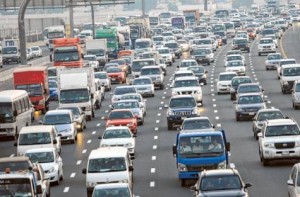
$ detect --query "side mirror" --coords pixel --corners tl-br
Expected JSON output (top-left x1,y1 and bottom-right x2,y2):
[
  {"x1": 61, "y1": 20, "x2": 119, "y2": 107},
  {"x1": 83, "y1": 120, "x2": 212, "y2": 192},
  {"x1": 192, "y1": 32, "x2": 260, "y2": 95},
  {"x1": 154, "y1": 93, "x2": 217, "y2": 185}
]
[
  {"x1": 53, "y1": 139, "x2": 57, "y2": 144},
  {"x1": 225, "y1": 142, "x2": 231, "y2": 151},
  {"x1": 49, "y1": 54, "x2": 52, "y2": 62},
  {"x1": 38, "y1": 120, "x2": 43, "y2": 125},
  {"x1": 172, "y1": 144, "x2": 177, "y2": 155},
  {"x1": 257, "y1": 133, "x2": 263, "y2": 138},
  {"x1": 109, "y1": 105, "x2": 114, "y2": 110},
  {"x1": 129, "y1": 166, "x2": 134, "y2": 171},
  {"x1": 244, "y1": 183, "x2": 252, "y2": 188},
  {"x1": 82, "y1": 168, "x2": 87, "y2": 174},
  {"x1": 190, "y1": 185, "x2": 197, "y2": 192},
  {"x1": 287, "y1": 179, "x2": 294, "y2": 186},
  {"x1": 98, "y1": 136, "x2": 102, "y2": 139},
  {"x1": 14, "y1": 142, "x2": 17, "y2": 146}
]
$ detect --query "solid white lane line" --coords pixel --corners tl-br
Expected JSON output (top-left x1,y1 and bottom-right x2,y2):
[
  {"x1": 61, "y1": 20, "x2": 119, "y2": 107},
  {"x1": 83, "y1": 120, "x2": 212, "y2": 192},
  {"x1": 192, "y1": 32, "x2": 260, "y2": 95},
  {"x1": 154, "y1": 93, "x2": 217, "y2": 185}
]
[
  {"x1": 76, "y1": 160, "x2": 82, "y2": 165},
  {"x1": 70, "y1": 173, "x2": 76, "y2": 178},
  {"x1": 63, "y1": 187, "x2": 70, "y2": 193},
  {"x1": 152, "y1": 156, "x2": 156, "y2": 160},
  {"x1": 82, "y1": 149, "x2": 87, "y2": 154},
  {"x1": 87, "y1": 140, "x2": 92, "y2": 144},
  {"x1": 151, "y1": 168, "x2": 156, "y2": 173}
]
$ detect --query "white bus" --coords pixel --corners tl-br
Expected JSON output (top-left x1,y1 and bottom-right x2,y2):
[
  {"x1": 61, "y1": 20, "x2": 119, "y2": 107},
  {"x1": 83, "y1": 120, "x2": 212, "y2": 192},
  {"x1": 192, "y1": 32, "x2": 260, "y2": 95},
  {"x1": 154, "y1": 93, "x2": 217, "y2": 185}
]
[{"x1": 0, "y1": 90, "x2": 33, "y2": 140}]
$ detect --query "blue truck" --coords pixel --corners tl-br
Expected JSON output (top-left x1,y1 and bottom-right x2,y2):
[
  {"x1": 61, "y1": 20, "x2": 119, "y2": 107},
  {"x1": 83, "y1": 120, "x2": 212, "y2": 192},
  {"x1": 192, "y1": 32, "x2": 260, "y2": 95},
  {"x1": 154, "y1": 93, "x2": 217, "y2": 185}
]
[{"x1": 172, "y1": 129, "x2": 230, "y2": 186}]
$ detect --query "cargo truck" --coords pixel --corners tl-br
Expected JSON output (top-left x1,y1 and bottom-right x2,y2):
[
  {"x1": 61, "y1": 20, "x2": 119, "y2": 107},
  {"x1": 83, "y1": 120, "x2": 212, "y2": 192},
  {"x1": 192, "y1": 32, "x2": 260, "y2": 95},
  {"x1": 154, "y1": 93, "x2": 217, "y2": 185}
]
[
  {"x1": 85, "y1": 39, "x2": 108, "y2": 68},
  {"x1": 13, "y1": 66, "x2": 49, "y2": 114},
  {"x1": 173, "y1": 129, "x2": 230, "y2": 186},
  {"x1": 171, "y1": 16, "x2": 185, "y2": 30},
  {"x1": 51, "y1": 37, "x2": 83, "y2": 68},
  {"x1": 57, "y1": 67, "x2": 97, "y2": 121},
  {"x1": 183, "y1": 9, "x2": 200, "y2": 25},
  {"x1": 2, "y1": 39, "x2": 20, "y2": 65},
  {"x1": 44, "y1": 25, "x2": 65, "y2": 51}
]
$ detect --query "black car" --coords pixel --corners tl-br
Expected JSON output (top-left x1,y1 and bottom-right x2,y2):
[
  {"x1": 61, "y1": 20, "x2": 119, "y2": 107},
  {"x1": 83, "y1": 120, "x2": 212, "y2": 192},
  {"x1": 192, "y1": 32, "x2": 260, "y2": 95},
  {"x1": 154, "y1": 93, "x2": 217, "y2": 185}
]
[
  {"x1": 164, "y1": 41, "x2": 181, "y2": 58},
  {"x1": 232, "y1": 38, "x2": 250, "y2": 52},
  {"x1": 230, "y1": 76, "x2": 253, "y2": 100},
  {"x1": 214, "y1": 31, "x2": 227, "y2": 44},
  {"x1": 191, "y1": 48, "x2": 211, "y2": 65}
]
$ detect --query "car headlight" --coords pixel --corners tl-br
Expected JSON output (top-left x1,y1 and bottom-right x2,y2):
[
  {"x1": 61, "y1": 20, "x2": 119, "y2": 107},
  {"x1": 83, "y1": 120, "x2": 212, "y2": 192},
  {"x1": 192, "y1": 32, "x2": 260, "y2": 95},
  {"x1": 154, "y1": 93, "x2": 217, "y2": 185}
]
[
  {"x1": 236, "y1": 107, "x2": 244, "y2": 112},
  {"x1": 168, "y1": 110, "x2": 175, "y2": 116},
  {"x1": 295, "y1": 141, "x2": 300, "y2": 147},
  {"x1": 87, "y1": 181, "x2": 97, "y2": 187},
  {"x1": 124, "y1": 143, "x2": 133, "y2": 147},
  {"x1": 192, "y1": 108, "x2": 198, "y2": 114},
  {"x1": 264, "y1": 142, "x2": 274, "y2": 148},
  {"x1": 48, "y1": 166, "x2": 56, "y2": 173},
  {"x1": 218, "y1": 160, "x2": 226, "y2": 169},
  {"x1": 178, "y1": 163, "x2": 187, "y2": 172},
  {"x1": 196, "y1": 90, "x2": 202, "y2": 94},
  {"x1": 258, "y1": 46, "x2": 263, "y2": 49}
]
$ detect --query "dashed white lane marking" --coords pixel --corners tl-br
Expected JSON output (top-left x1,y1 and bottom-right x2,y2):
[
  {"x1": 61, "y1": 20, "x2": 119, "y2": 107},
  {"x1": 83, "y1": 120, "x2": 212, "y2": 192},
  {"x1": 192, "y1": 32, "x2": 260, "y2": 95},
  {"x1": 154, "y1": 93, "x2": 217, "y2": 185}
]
[
  {"x1": 87, "y1": 140, "x2": 92, "y2": 144},
  {"x1": 216, "y1": 116, "x2": 220, "y2": 120},
  {"x1": 152, "y1": 156, "x2": 157, "y2": 160},
  {"x1": 211, "y1": 84, "x2": 214, "y2": 87},
  {"x1": 101, "y1": 116, "x2": 105, "y2": 120},
  {"x1": 164, "y1": 92, "x2": 167, "y2": 94},
  {"x1": 76, "y1": 160, "x2": 82, "y2": 165},
  {"x1": 150, "y1": 181, "x2": 155, "y2": 187},
  {"x1": 92, "y1": 131, "x2": 96, "y2": 135},
  {"x1": 63, "y1": 187, "x2": 70, "y2": 193},
  {"x1": 151, "y1": 168, "x2": 156, "y2": 173},
  {"x1": 82, "y1": 149, "x2": 87, "y2": 154},
  {"x1": 70, "y1": 173, "x2": 76, "y2": 178},
  {"x1": 217, "y1": 123, "x2": 221, "y2": 127},
  {"x1": 255, "y1": 78, "x2": 258, "y2": 81},
  {"x1": 154, "y1": 136, "x2": 158, "y2": 140},
  {"x1": 154, "y1": 127, "x2": 159, "y2": 131},
  {"x1": 153, "y1": 145, "x2": 157, "y2": 150},
  {"x1": 160, "y1": 101, "x2": 164, "y2": 105},
  {"x1": 162, "y1": 96, "x2": 165, "y2": 99},
  {"x1": 267, "y1": 101, "x2": 272, "y2": 104},
  {"x1": 105, "y1": 110, "x2": 108, "y2": 113},
  {"x1": 214, "y1": 110, "x2": 218, "y2": 113},
  {"x1": 166, "y1": 87, "x2": 169, "y2": 90},
  {"x1": 211, "y1": 89, "x2": 214, "y2": 92},
  {"x1": 211, "y1": 93, "x2": 215, "y2": 96},
  {"x1": 213, "y1": 104, "x2": 217, "y2": 107},
  {"x1": 156, "y1": 120, "x2": 160, "y2": 123},
  {"x1": 9, "y1": 154, "x2": 14, "y2": 157},
  {"x1": 97, "y1": 123, "x2": 101, "y2": 127},
  {"x1": 212, "y1": 98, "x2": 216, "y2": 102},
  {"x1": 253, "y1": 74, "x2": 256, "y2": 77},
  {"x1": 159, "y1": 107, "x2": 162, "y2": 110},
  {"x1": 157, "y1": 113, "x2": 161, "y2": 116},
  {"x1": 252, "y1": 71, "x2": 255, "y2": 74}
]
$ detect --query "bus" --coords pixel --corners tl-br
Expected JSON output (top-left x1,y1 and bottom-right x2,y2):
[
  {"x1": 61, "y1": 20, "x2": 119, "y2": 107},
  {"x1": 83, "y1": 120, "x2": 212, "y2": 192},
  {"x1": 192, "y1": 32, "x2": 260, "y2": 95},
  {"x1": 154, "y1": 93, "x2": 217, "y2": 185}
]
[{"x1": 0, "y1": 90, "x2": 33, "y2": 140}]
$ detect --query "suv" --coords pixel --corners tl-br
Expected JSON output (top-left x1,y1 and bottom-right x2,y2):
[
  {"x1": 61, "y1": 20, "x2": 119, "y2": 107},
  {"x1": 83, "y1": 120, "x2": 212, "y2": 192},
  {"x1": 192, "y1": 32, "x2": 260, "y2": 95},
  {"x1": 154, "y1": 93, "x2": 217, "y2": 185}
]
[
  {"x1": 157, "y1": 47, "x2": 174, "y2": 66},
  {"x1": 280, "y1": 64, "x2": 300, "y2": 94},
  {"x1": 292, "y1": 80, "x2": 300, "y2": 109},
  {"x1": 166, "y1": 95, "x2": 200, "y2": 130},
  {"x1": 140, "y1": 66, "x2": 164, "y2": 90},
  {"x1": 258, "y1": 37, "x2": 276, "y2": 56},
  {"x1": 217, "y1": 72, "x2": 237, "y2": 94},
  {"x1": 191, "y1": 48, "x2": 214, "y2": 65},
  {"x1": 230, "y1": 76, "x2": 253, "y2": 100},
  {"x1": 232, "y1": 38, "x2": 250, "y2": 52},
  {"x1": 258, "y1": 118, "x2": 300, "y2": 166},
  {"x1": 265, "y1": 53, "x2": 282, "y2": 70}
]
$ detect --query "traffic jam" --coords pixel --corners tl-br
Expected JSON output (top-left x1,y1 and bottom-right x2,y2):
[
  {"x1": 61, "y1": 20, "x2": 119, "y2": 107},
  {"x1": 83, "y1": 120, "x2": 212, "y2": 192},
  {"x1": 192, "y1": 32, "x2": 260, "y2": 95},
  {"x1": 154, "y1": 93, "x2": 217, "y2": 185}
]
[{"x1": 1, "y1": 1, "x2": 300, "y2": 197}]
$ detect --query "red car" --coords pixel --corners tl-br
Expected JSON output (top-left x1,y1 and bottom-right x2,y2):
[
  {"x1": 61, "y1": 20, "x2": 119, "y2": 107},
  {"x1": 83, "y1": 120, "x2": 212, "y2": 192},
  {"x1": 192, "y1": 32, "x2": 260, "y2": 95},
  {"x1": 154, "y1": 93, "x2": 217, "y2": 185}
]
[
  {"x1": 106, "y1": 67, "x2": 126, "y2": 84},
  {"x1": 105, "y1": 109, "x2": 138, "y2": 134}
]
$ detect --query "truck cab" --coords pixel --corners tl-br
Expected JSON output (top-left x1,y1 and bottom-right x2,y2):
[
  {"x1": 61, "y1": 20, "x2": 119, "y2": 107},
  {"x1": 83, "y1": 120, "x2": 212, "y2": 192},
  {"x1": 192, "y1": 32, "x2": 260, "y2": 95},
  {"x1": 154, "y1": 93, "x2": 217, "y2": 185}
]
[{"x1": 173, "y1": 130, "x2": 230, "y2": 186}]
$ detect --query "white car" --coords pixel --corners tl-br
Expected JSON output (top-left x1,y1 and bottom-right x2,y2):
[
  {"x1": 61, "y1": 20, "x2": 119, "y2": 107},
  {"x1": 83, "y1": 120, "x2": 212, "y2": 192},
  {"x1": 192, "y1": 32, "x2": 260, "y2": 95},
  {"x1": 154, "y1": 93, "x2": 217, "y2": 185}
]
[
  {"x1": 94, "y1": 71, "x2": 111, "y2": 91},
  {"x1": 258, "y1": 37, "x2": 276, "y2": 56},
  {"x1": 84, "y1": 55, "x2": 100, "y2": 71},
  {"x1": 265, "y1": 34, "x2": 278, "y2": 48},
  {"x1": 120, "y1": 93, "x2": 147, "y2": 116},
  {"x1": 31, "y1": 46, "x2": 43, "y2": 57},
  {"x1": 225, "y1": 60, "x2": 246, "y2": 76},
  {"x1": 178, "y1": 39, "x2": 190, "y2": 52},
  {"x1": 224, "y1": 54, "x2": 245, "y2": 67},
  {"x1": 132, "y1": 77, "x2": 155, "y2": 97},
  {"x1": 216, "y1": 72, "x2": 238, "y2": 94},
  {"x1": 157, "y1": 47, "x2": 174, "y2": 66},
  {"x1": 178, "y1": 59, "x2": 198, "y2": 71},
  {"x1": 99, "y1": 126, "x2": 136, "y2": 156},
  {"x1": 25, "y1": 148, "x2": 63, "y2": 185},
  {"x1": 58, "y1": 106, "x2": 87, "y2": 132}
]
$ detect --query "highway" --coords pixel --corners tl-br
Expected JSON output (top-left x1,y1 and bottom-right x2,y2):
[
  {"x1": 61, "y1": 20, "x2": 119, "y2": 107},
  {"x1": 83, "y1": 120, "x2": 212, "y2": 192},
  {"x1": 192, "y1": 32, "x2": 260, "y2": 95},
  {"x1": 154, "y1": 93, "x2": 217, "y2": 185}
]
[{"x1": 1, "y1": 24, "x2": 300, "y2": 197}]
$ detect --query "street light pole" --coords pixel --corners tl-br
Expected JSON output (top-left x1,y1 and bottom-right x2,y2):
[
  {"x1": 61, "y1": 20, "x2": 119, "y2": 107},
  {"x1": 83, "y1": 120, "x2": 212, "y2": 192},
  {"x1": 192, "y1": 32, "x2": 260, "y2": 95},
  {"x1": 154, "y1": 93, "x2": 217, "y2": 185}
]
[
  {"x1": 88, "y1": 0, "x2": 95, "y2": 39},
  {"x1": 18, "y1": 0, "x2": 30, "y2": 65},
  {"x1": 69, "y1": 0, "x2": 74, "y2": 37}
]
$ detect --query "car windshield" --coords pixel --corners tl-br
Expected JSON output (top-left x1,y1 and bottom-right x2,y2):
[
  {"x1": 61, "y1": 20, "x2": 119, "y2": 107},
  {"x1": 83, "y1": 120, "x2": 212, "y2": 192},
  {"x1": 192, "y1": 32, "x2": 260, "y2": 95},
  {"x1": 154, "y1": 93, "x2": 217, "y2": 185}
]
[
  {"x1": 165, "y1": 43, "x2": 178, "y2": 48},
  {"x1": 84, "y1": 56, "x2": 96, "y2": 61},
  {"x1": 238, "y1": 85, "x2": 260, "y2": 93},
  {"x1": 174, "y1": 80, "x2": 199, "y2": 87},
  {"x1": 265, "y1": 125, "x2": 300, "y2": 137},
  {"x1": 219, "y1": 74, "x2": 236, "y2": 81},
  {"x1": 88, "y1": 157, "x2": 126, "y2": 173},
  {"x1": 19, "y1": 133, "x2": 51, "y2": 145},
  {"x1": 103, "y1": 129, "x2": 131, "y2": 139},
  {"x1": 48, "y1": 81, "x2": 57, "y2": 88},
  {"x1": 238, "y1": 95, "x2": 263, "y2": 104},
  {"x1": 295, "y1": 83, "x2": 300, "y2": 92},
  {"x1": 60, "y1": 107, "x2": 79, "y2": 116},
  {"x1": 169, "y1": 98, "x2": 196, "y2": 108},
  {"x1": 158, "y1": 49, "x2": 170, "y2": 54},
  {"x1": 108, "y1": 111, "x2": 133, "y2": 119},
  {"x1": 232, "y1": 78, "x2": 252, "y2": 86},
  {"x1": 133, "y1": 78, "x2": 151, "y2": 85},
  {"x1": 268, "y1": 54, "x2": 281, "y2": 60},
  {"x1": 227, "y1": 56, "x2": 242, "y2": 61},
  {"x1": 141, "y1": 68, "x2": 160, "y2": 75},
  {"x1": 92, "y1": 187, "x2": 131, "y2": 197},
  {"x1": 26, "y1": 151, "x2": 54, "y2": 163},
  {"x1": 120, "y1": 95, "x2": 141, "y2": 102},
  {"x1": 135, "y1": 41, "x2": 150, "y2": 49},
  {"x1": 95, "y1": 73, "x2": 107, "y2": 79},
  {"x1": 179, "y1": 135, "x2": 224, "y2": 157},
  {"x1": 281, "y1": 60, "x2": 296, "y2": 65},
  {"x1": 233, "y1": 39, "x2": 247, "y2": 44},
  {"x1": 283, "y1": 67, "x2": 300, "y2": 76},
  {"x1": 200, "y1": 175, "x2": 242, "y2": 191},
  {"x1": 181, "y1": 61, "x2": 197, "y2": 67},
  {"x1": 107, "y1": 67, "x2": 122, "y2": 73},
  {"x1": 60, "y1": 89, "x2": 89, "y2": 103},
  {"x1": 153, "y1": 37, "x2": 163, "y2": 41},
  {"x1": 188, "y1": 67, "x2": 204, "y2": 73},
  {"x1": 257, "y1": 111, "x2": 284, "y2": 121},
  {"x1": 44, "y1": 114, "x2": 71, "y2": 125},
  {"x1": 114, "y1": 88, "x2": 135, "y2": 95},
  {"x1": 15, "y1": 84, "x2": 43, "y2": 96},
  {"x1": 227, "y1": 61, "x2": 243, "y2": 67},
  {"x1": 0, "y1": 161, "x2": 29, "y2": 172},
  {"x1": 114, "y1": 101, "x2": 139, "y2": 109},
  {"x1": 182, "y1": 119, "x2": 212, "y2": 130}
]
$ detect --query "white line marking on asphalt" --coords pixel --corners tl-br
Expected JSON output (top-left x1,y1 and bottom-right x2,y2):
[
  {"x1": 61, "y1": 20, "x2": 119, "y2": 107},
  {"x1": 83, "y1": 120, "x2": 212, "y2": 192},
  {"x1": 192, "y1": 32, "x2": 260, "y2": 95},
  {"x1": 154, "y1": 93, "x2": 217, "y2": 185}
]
[
  {"x1": 63, "y1": 187, "x2": 70, "y2": 193},
  {"x1": 150, "y1": 182, "x2": 155, "y2": 187},
  {"x1": 214, "y1": 110, "x2": 218, "y2": 113},
  {"x1": 167, "y1": 83, "x2": 170, "y2": 86},
  {"x1": 162, "y1": 96, "x2": 165, "y2": 99},
  {"x1": 211, "y1": 84, "x2": 214, "y2": 87},
  {"x1": 267, "y1": 101, "x2": 271, "y2": 104},
  {"x1": 154, "y1": 127, "x2": 158, "y2": 131},
  {"x1": 210, "y1": 77, "x2": 214, "y2": 80},
  {"x1": 211, "y1": 89, "x2": 214, "y2": 92},
  {"x1": 97, "y1": 123, "x2": 101, "y2": 127},
  {"x1": 166, "y1": 87, "x2": 169, "y2": 90},
  {"x1": 76, "y1": 160, "x2": 82, "y2": 165},
  {"x1": 153, "y1": 145, "x2": 157, "y2": 150},
  {"x1": 101, "y1": 116, "x2": 105, "y2": 120},
  {"x1": 217, "y1": 123, "x2": 221, "y2": 127},
  {"x1": 164, "y1": 92, "x2": 167, "y2": 94},
  {"x1": 160, "y1": 102, "x2": 164, "y2": 105},
  {"x1": 154, "y1": 136, "x2": 158, "y2": 140},
  {"x1": 105, "y1": 110, "x2": 108, "y2": 113},
  {"x1": 151, "y1": 168, "x2": 156, "y2": 173},
  {"x1": 82, "y1": 149, "x2": 87, "y2": 154},
  {"x1": 156, "y1": 120, "x2": 160, "y2": 123},
  {"x1": 255, "y1": 78, "x2": 258, "y2": 81},
  {"x1": 87, "y1": 140, "x2": 92, "y2": 144},
  {"x1": 159, "y1": 107, "x2": 162, "y2": 110},
  {"x1": 216, "y1": 116, "x2": 220, "y2": 120},
  {"x1": 264, "y1": 95, "x2": 268, "y2": 98},
  {"x1": 211, "y1": 93, "x2": 215, "y2": 96},
  {"x1": 213, "y1": 104, "x2": 217, "y2": 107},
  {"x1": 70, "y1": 173, "x2": 76, "y2": 178},
  {"x1": 253, "y1": 74, "x2": 256, "y2": 77},
  {"x1": 92, "y1": 131, "x2": 96, "y2": 135},
  {"x1": 212, "y1": 98, "x2": 216, "y2": 102},
  {"x1": 252, "y1": 71, "x2": 255, "y2": 74},
  {"x1": 157, "y1": 113, "x2": 161, "y2": 116},
  {"x1": 152, "y1": 156, "x2": 156, "y2": 160}
]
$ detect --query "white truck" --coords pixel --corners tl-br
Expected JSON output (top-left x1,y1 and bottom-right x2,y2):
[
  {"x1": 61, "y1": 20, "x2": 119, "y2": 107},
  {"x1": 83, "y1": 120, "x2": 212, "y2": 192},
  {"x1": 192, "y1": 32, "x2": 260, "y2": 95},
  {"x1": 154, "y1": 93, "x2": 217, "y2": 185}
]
[
  {"x1": 1, "y1": 39, "x2": 20, "y2": 64},
  {"x1": 44, "y1": 25, "x2": 65, "y2": 50},
  {"x1": 57, "y1": 67, "x2": 101, "y2": 121},
  {"x1": 85, "y1": 39, "x2": 108, "y2": 68}
]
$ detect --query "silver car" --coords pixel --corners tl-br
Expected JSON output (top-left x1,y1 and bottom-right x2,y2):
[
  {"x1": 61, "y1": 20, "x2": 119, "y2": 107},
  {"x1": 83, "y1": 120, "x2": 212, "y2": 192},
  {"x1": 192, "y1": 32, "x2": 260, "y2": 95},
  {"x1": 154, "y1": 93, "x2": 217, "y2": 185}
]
[
  {"x1": 132, "y1": 77, "x2": 155, "y2": 97},
  {"x1": 94, "y1": 71, "x2": 112, "y2": 91},
  {"x1": 58, "y1": 106, "x2": 87, "y2": 132},
  {"x1": 288, "y1": 163, "x2": 300, "y2": 197},
  {"x1": 119, "y1": 93, "x2": 147, "y2": 116}
]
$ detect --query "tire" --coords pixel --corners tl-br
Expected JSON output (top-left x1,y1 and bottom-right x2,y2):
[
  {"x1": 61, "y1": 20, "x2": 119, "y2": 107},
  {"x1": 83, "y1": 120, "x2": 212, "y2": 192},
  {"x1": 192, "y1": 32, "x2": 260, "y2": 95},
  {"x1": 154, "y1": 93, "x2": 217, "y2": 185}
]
[
  {"x1": 140, "y1": 118, "x2": 144, "y2": 125},
  {"x1": 167, "y1": 121, "x2": 173, "y2": 130},
  {"x1": 92, "y1": 110, "x2": 95, "y2": 118},
  {"x1": 87, "y1": 115, "x2": 92, "y2": 121},
  {"x1": 55, "y1": 172, "x2": 60, "y2": 185},
  {"x1": 151, "y1": 94, "x2": 155, "y2": 97},
  {"x1": 181, "y1": 179, "x2": 186, "y2": 187},
  {"x1": 236, "y1": 114, "x2": 240, "y2": 121},
  {"x1": 258, "y1": 52, "x2": 261, "y2": 56},
  {"x1": 71, "y1": 139, "x2": 75, "y2": 144},
  {"x1": 160, "y1": 84, "x2": 164, "y2": 90},
  {"x1": 96, "y1": 101, "x2": 100, "y2": 109},
  {"x1": 262, "y1": 157, "x2": 270, "y2": 166}
]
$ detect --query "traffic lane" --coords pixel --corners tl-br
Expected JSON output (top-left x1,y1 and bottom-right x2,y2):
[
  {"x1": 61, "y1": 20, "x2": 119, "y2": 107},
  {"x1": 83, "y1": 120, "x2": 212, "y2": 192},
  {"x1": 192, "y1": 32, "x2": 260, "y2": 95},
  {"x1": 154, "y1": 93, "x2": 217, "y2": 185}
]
[{"x1": 281, "y1": 24, "x2": 300, "y2": 62}]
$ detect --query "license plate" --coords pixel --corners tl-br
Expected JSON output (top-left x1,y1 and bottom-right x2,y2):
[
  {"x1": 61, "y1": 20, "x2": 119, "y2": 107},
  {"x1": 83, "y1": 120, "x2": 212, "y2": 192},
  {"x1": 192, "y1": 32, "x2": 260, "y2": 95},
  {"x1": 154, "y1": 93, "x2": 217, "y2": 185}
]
[
  {"x1": 249, "y1": 112, "x2": 255, "y2": 115},
  {"x1": 282, "y1": 151, "x2": 289, "y2": 155},
  {"x1": 111, "y1": 78, "x2": 116, "y2": 81}
]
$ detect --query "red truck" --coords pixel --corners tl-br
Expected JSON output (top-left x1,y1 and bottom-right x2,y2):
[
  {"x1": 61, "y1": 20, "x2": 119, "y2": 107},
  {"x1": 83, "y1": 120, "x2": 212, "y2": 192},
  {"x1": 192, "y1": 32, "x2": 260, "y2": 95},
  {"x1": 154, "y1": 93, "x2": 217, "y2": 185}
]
[
  {"x1": 51, "y1": 37, "x2": 83, "y2": 68},
  {"x1": 13, "y1": 66, "x2": 49, "y2": 113}
]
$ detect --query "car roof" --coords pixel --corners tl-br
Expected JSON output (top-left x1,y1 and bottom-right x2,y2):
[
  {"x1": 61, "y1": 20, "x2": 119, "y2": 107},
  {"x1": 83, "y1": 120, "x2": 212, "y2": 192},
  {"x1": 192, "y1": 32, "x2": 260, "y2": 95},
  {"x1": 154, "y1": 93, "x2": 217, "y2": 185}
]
[
  {"x1": 25, "y1": 147, "x2": 55, "y2": 154},
  {"x1": 257, "y1": 108, "x2": 282, "y2": 113},
  {"x1": 265, "y1": 118, "x2": 297, "y2": 126},
  {"x1": 282, "y1": 64, "x2": 300, "y2": 68},
  {"x1": 45, "y1": 109, "x2": 72, "y2": 115},
  {"x1": 174, "y1": 76, "x2": 198, "y2": 81},
  {"x1": 202, "y1": 169, "x2": 238, "y2": 176},
  {"x1": 89, "y1": 147, "x2": 128, "y2": 159},
  {"x1": 105, "y1": 126, "x2": 130, "y2": 131},
  {"x1": 20, "y1": 125, "x2": 54, "y2": 133},
  {"x1": 93, "y1": 183, "x2": 130, "y2": 189},
  {"x1": 171, "y1": 95, "x2": 194, "y2": 99},
  {"x1": 0, "y1": 156, "x2": 31, "y2": 163},
  {"x1": 238, "y1": 92, "x2": 262, "y2": 97},
  {"x1": 219, "y1": 71, "x2": 237, "y2": 75}
]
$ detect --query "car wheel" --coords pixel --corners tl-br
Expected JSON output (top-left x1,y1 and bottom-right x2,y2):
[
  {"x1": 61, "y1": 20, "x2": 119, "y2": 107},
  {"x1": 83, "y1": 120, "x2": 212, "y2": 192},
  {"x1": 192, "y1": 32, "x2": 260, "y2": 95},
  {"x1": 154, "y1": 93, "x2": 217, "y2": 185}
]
[
  {"x1": 92, "y1": 110, "x2": 95, "y2": 118},
  {"x1": 181, "y1": 179, "x2": 186, "y2": 187},
  {"x1": 71, "y1": 139, "x2": 75, "y2": 144},
  {"x1": 167, "y1": 121, "x2": 173, "y2": 130},
  {"x1": 87, "y1": 115, "x2": 92, "y2": 121},
  {"x1": 160, "y1": 84, "x2": 164, "y2": 90},
  {"x1": 236, "y1": 114, "x2": 240, "y2": 121},
  {"x1": 55, "y1": 172, "x2": 60, "y2": 185},
  {"x1": 258, "y1": 52, "x2": 261, "y2": 56},
  {"x1": 262, "y1": 157, "x2": 270, "y2": 166}
]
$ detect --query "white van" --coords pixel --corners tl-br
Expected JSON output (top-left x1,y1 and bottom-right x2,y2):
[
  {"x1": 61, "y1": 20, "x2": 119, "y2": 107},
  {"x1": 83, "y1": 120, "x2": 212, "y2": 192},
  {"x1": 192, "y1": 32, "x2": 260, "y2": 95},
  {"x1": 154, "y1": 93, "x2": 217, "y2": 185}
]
[
  {"x1": 0, "y1": 90, "x2": 33, "y2": 140},
  {"x1": 14, "y1": 125, "x2": 62, "y2": 156},
  {"x1": 82, "y1": 147, "x2": 134, "y2": 197}
]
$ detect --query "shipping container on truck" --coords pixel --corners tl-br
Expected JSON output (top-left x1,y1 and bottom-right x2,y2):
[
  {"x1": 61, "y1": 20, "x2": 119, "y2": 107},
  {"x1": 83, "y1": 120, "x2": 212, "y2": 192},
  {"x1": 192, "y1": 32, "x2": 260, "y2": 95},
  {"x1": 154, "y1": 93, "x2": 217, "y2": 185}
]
[
  {"x1": 51, "y1": 37, "x2": 83, "y2": 68},
  {"x1": 13, "y1": 66, "x2": 49, "y2": 114}
]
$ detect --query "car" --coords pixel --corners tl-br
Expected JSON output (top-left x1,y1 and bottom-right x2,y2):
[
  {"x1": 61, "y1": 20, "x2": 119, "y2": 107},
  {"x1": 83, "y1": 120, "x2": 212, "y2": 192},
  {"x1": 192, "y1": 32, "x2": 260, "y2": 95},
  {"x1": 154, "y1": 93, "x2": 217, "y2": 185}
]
[
  {"x1": 25, "y1": 147, "x2": 63, "y2": 185},
  {"x1": 280, "y1": 64, "x2": 300, "y2": 94},
  {"x1": 26, "y1": 48, "x2": 33, "y2": 60},
  {"x1": 277, "y1": 59, "x2": 297, "y2": 79},
  {"x1": 94, "y1": 71, "x2": 112, "y2": 91},
  {"x1": 265, "y1": 34, "x2": 278, "y2": 48},
  {"x1": 110, "y1": 59, "x2": 129, "y2": 75},
  {"x1": 246, "y1": 28, "x2": 256, "y2": 40},
  {"x1": 57, "y1": 106, "x2": 86, "y2": 132},
  {"x1": 225, "y1": 60, "x2": 246, "y2": 76},
  {"x1": 132, "y1": 77, "x2": 155, "y2": 97},
  {"x1": 252, "y1": 108, "x2": 285, "y2": 140},
  {"x1": 216, "y1": 72, "x2": 238, "y2": 94},
  {"x1": 230, "y1": 76, "x2": 253, "y2": 100},
  {"x1": 110, "y1": 100, "x2": 144, "y2": 125},
  {"x1": 232, "y1": 38, "x2": 250, "y2": 52},
  {"x1": 99, "y1": 126, "x2": 136, "y2": 156},
  {"x1": 265, "y1": 53, "x2": 282, "y2": 70},
  {"x1": 92, "y1": 183, "x2": 134, "y2": 197},
  {"x1": 236, "y1": 83, "x2": 264, "y2": 98},
  {"x1": 258, "y1": 118, "x2": 300, "y2": 166},
  {"x1": 287, "y1": 163, "x2": 300, "y2": 197},
  {"x1": 178, "y1": 39, "x2": 190, "y2": 52},
  {"x1": 105, "y1": 109, "x2": 138, "y2": 134},
  {"x1": 164, "y1": 41, "x2": 182, "y2": 58},
  {"x1": 111, "y1": 86, "x2": 137, "y2": 104},
  {"x1": 157, "y1": 47, "x2": 174, "y2": 66},
  {"x1": 226, "y1": 50, "x2": 243, "y2": 56},
  {"x1": 48, "y1": 80, "x2": 58, "y2": 101},
  {"x1": 84, "y1": 55, "x2": 100, "y2": 71},
  {"x1": 171, "y1": 76, "x2": 203, "y2": 105},
  {"x1": 41, "y1": 109, "x2": 78, "y2": 144},
  {"x1": 166, "y1": 95, "x2": 200, "y2": 130},
  {"x1": 190, "y1": 169, "x2": 252, "y2": 197},
  {"x1": 292, "y1": 80, "x2": 300, "y2": 109},
  {"x1": 30, "y1": 46, "x2": 42, "y2": 57},
  {"x1": 191, "y1": 48, "x2": 214, "y2": 65},
  {"x1": 106, "y1": 67, "x2": 126, "y2": 84},
  {"x1": 187, "y1": 66, "x2": 208, "y2": 85},
  {"x1": 257, "y1": 37, "x2": 276, "y2": 56},
  {"x1": 140, "y1": 66, "x2": 164, "y2": 90},
  {"x1": 178, "y1": 59, "x2": 198, "y2": 71},
  {"x1": 180, "y1": 117, "x2": 214, "y2": 131},
  {"x1": 234, "y1": 93, "x2": 267, "y2": 121},
  {"x1": 224, "y1": 54, "x2": 245, "y2": 66},
  {"x1": 119, "y1": 93, "x2": 146, "y2": 116}
]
